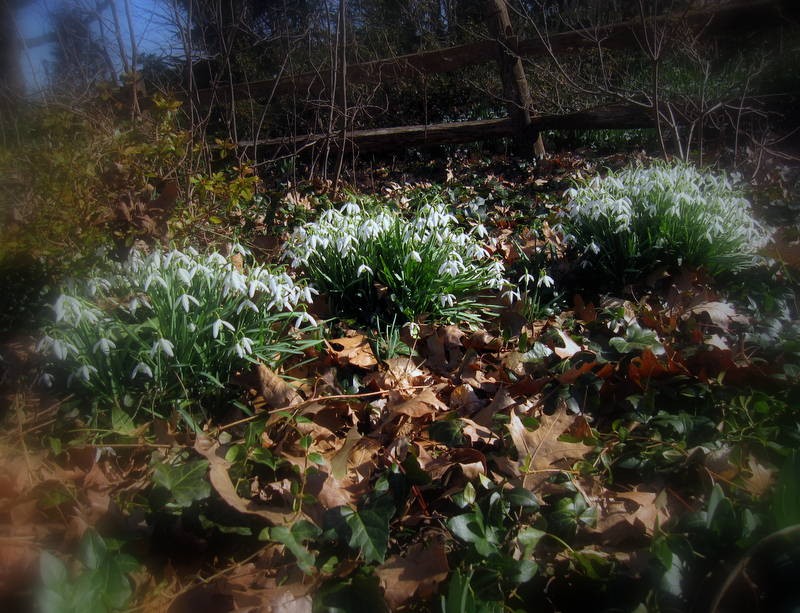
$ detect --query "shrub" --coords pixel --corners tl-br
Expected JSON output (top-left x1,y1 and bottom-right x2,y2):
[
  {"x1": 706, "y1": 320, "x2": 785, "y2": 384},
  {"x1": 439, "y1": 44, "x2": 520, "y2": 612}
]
[
  {"x1": 282, "y1": 202, "x2": 507, "y2": 324},
  {"x1": 562, "y1": 162, "x2": 771, "y2": 287},
  {"x1": 37, "y1": 245, "x2": 318, "y2": 424}
]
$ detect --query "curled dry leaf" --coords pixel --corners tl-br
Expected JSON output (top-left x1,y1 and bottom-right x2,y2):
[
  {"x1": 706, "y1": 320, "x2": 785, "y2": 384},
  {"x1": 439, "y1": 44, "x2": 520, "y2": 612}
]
[
  {"x1": 591, "y1": 490, "x2": 669, "y2": 545},
  {"x1": 742, "y1": 455, "x2": 775, "y2": 497},
  {"x1": 551, "y1": 328, "x2": 583, "y2": 360},
  {"x1": 194, "y1": 434, "x2": 299, "y2": 526},
  {"x1": 326, "y1": 334, "x2": 378, "y2": 369},
  {"x1": 376, "y1": 540, "x2": 450, "y2": 610},
  {"x1": 449, "y1": 384, "x2": 483, "y2": 413},
  {"x1": 386, "y1": 387, "x2": 448, "y2": 420},
  {"x1": 683, "y1": 300, "x2": 748, "y2": 332},
  {"x1": 256, "y1": 364, "x2": 301, "y2": 408}
]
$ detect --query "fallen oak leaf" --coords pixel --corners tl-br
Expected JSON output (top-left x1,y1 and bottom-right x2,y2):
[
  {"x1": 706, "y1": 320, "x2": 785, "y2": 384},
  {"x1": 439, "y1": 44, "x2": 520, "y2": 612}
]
[
  {"x1": 326, "y1": 334, "x2": 378, "y2": 369},
  {"x1": 507, "y1": 405, "x2": 593, "y2": 490},
  {"x1": 376, "y1": 540, "x2": 450, "y2": 609},
  {"x1": 683, "y1": 300, "x2": 748, "y2": 332},
  {"x1": 386, "y1": 387, "x2": 448, "y2": 419}
]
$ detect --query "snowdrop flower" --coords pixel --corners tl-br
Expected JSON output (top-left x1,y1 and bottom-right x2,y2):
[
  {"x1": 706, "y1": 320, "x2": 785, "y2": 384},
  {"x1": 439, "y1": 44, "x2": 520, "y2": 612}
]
[
  {"x1": 150, "y1": 338, "x2": 175, "y2": 359},
  {"x1": 537, "y1": 274, "x2": 555, "y2": 289},
  {"x1": 231, "y1": 337, "x2": 254, "y2": 358},
  {"x1": 248, "y1": 279, "x2": 267, "y2": 298},
  {"x1": 212, "y1": 318, "x2": 235, "y2": 339},
  {"x1": 69, "y1": 364, "x2": 97, "y2": 385},
  {"x1": 501, "y1": 288, "x2": 521, "y2": 303},
  {"x1": 439, "y1": 293, "x2": 456, "y2": 307},
  {"x1": 518, "y1": 272, "x2": 537, "y2": 285},
  {"x1": 51, "y1": 338, "x2": 78, "y2": 361},
  {"x1": 294, "y1": 311, "x2": 316, "y2": 328},
  {"x1": 301, "y1": 286, "x2": 317, "y2": 304},
  {"x1": 588, "y1": 241, "x2": 601, "y2": 254},
  {"x1": 177, "y1": 267, "x2": 194, "y2": 285},
  {"x1": 143, "y1": 273, "x2": 168, "y2": 292},
  {"x1": 52, "y1": 295, "x2": 81, "y2": 323},
  {"x1": 341, "y1": 202, "x2": 361, "y2": 216},
  {"x1": 472, "y1": 223, "x2": 488, "y2": 238},
  {"x1": 93, "y1": 337, "x2": 116, "y2": 355},
  {"x1": 356, "y1": 264, "x2": 373, "y2": 278},
  {"x1": 405, "y1": 250, "x2": 422, "y2": 264},
  {"x1": 131, "y1": 362, "x2": 153, "y2": 380},
  {"x1": 336, "y1": 235, "x2": 354, "y2": 256},
  {"x1": 208, "y1": 252, "x2": 227, "y2": 266},
  {"x1": 36, "y1": 335, "x2": 54, "y2": 354},
  {"x1": 37, "y1": 372, "x2": 55, "y2": 388},
  {"x1": 438, "y1": 257, "x2": 463, "y2": 277},
  {"x1": 236, "y1": 299, "x2": 259, "y2": 314},
  {"x1": 222, "y1": 270, "x2": 247, "y2": 296},
  {"x1": 128, "y1": 295, "x2": 151, "y2": 316},
  {"x1": 177, "y1": 293, "x2": 200, "y2": 313}
]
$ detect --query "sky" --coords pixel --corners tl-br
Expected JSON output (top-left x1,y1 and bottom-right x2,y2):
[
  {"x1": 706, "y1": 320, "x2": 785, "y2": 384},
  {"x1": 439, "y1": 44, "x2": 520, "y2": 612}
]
[{"x1": 15, "y1": 0, "x2": 177, "y2": 93}]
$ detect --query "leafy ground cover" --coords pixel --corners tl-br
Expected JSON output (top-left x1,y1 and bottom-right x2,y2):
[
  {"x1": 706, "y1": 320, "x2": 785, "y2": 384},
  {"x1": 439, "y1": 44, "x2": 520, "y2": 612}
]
[{"x1": 1, "y1": 149, "x2": 799, "y2": 613}]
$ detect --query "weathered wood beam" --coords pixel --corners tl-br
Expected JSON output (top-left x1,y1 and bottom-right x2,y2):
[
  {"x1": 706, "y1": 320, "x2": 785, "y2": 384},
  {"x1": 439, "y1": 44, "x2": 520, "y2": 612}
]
[{"x1": 239, "y1": 103, "x2": 654, "y2": 155}]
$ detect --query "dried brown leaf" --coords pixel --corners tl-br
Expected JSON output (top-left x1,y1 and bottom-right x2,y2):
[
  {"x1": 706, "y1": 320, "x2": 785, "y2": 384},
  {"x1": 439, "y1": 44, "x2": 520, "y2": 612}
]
[
  {"x1": 256, "y1": 364, "x2": 301, "y2": 408},
  {"x1": 326, "y1": 334, "x2": 378, "y2": 369},
  {"x1": 742, "y1": 455, "x2": 775, "y2": 497},
  {"x1": 376, "y1": 540, "x2": 450, "y2": 609},
  {"x1": 194, "y1": 434, "x2": 299, "y2": 525},
  {"x1": 507, "y1": 406, "x2": 592, "y2": 490},
  {"x1": 683, "y1": 300, "x2": 748, "y2": 331}
]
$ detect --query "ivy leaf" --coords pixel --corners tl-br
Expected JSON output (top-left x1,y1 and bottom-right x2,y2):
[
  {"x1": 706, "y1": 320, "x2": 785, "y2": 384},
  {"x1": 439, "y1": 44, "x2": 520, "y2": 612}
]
[
  {"x1": 340, "y1": 506, "x2": 391, "y2": 564},
  {"x1": 261, "y1": 520, "x2": 321, "y2": 574},
  {"x1": 447, "y1": 508, "x2": 501, "y2": 557},
  {"x1": 609, "y1": 322, "x2": 664, "y2": 355},
  {"x1": 78, "y1": 529, "x2": 107, "y2": 570},
  {"x1": 152, "y1": 458, "x2": 211, "y2": 508}
]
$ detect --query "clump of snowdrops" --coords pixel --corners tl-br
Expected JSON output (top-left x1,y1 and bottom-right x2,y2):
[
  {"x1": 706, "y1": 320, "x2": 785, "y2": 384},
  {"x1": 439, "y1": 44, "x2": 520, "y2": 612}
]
[
  {"x1": 562, "y1": 161, "x2": 771, "y2": 287},
  {"x1": 282, "y1": 202, "x2": 507, "y2": 324},
  {"x1": 37, "y1": 245, "x2": 319, "y2": 424}
]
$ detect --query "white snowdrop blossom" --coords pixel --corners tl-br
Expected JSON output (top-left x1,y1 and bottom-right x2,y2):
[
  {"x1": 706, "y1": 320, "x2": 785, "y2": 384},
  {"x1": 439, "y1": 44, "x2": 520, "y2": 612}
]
[
  {"x1": 150, "y1": 338, "x2": 175, "y2": 359},
  {"x1": 38, "y1": 372, "x2": 55, "y2": 388},
  {"x1": 357, "y1": 264, "x2": 373, "y2": 278},
  {"x1": 439, "y1": 293, "x2": 456, "y2": 307},
  {"x1": 294, "y1": 311, "x2": 317, "y2": 329},
  {"x1": 236, "y1": 299, "x2": 259, "y2": 314},
  {"x1": 231, "y1": 337, "x2": 254, "y2": 358},
  {"x1": 212, "y1": 318, "x2": 235, "y2": 339},
  {"x1": 69, "y1": 364, "x2": 97, "y2": 385},
  {"x1": 93, "y1": 338, "x2": 116, "y2": 355},
  {"x1": 177, "y1": 293, "x2": 200, "y2": 313},
  {"x1": 131, "y1": 362, "x2": 153, "y2": 380},
  {"x1": 405, "y1": 250, "x2": 422, "y2": 264},
  {"x1": 537, "y1": 274, "x2": 555, "y2": 289}
]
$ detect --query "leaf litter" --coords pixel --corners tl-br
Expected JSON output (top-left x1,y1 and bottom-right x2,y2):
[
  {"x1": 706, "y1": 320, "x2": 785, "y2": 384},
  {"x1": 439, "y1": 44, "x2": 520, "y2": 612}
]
[{"x1": 2, "y1": 153, "x2": 798, "y2": 611}]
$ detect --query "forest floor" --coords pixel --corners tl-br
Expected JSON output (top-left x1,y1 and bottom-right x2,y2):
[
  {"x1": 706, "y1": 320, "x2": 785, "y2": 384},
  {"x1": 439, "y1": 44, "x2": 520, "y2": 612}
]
[{"x1": 1, "y1": 146, "x2": 799, "y2": 612}]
